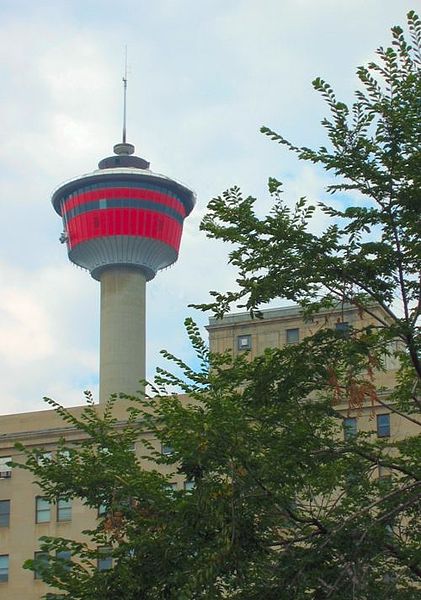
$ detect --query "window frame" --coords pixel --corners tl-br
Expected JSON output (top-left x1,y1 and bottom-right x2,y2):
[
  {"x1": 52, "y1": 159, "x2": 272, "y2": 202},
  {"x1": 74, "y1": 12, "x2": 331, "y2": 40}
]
[
  {"x1": 57, "y1": 497, "x2": 72, "y2": 522},
  {"x1": 335, "y1": 321, "x2": 350, "y2": 336},
  {"x1": 164, "y1": 482, "x2": 178, "y2": 492},
  {"x1": 237, "y1": 334, "x2": 252, "y2": 351},
  {"x1": 0, "y1": 554, "x2": 8, "y2": 583},
  {"x1": 97, "y1": 547, "x2": 113, "y2": 572},
  {"x1": 34, "y1": 551, "x2": 49, "y2": 580},
  {"x1": 35, "y1": 496, "x2": 51, "y2": 524},
  {"x1": 343, "y1": 417, "x2": 357, "y2": 440},
  {"x1": 0, "y1": 500, "x2": 10, "y2": 527},
  {"x1": 56, "y1": 550, "x2": 72, "y2": 572},
  {"x1": 377, "y1": 413, "x2": 391, "y2": 438},
  {"x1": 184, "y1": 480, "x2": 195, "y2": 492},
  {"x1": 37, "y1": 451, "x2": 52, "y2": 466},
  {"x1": 0, "y1": 457, "x2": 12, "y2": 479},
  {"x1": 161, "y1": 443, "x2": 174, "y2": 457},
  {"x1": 57, "y1": 449, "x2": 71, "y2": 462},
  {"x1": 286, "y1": 328, "x2": 300, "y2": 345}
]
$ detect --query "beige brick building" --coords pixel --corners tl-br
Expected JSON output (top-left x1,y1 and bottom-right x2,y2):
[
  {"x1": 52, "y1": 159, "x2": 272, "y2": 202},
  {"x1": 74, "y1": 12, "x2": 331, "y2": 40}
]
[
  {"x1": 207, "y1": 302, "x2": 415, "y2": 437},
  {"x1": 0, "y1": 303, "x2": 414, "y2": 598}
]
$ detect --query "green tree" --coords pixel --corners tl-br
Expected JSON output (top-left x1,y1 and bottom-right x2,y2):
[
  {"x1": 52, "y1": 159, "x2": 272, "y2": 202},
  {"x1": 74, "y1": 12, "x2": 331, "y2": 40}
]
[
  {"x1": 17, "y1": 11, "x2": 420, "y2": 599},
  {"x1": 199, "y1": 11, "x2": 420, "y2": 390}
]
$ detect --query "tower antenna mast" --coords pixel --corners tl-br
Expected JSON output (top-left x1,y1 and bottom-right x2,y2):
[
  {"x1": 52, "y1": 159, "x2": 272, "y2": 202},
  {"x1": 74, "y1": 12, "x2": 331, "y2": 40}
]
[{"x1": 122, "y1": 46, "x2": 128, "y2": 143}]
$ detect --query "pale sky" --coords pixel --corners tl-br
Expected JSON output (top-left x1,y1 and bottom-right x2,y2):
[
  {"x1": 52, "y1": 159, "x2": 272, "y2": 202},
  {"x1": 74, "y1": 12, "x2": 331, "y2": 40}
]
[{"x1": 0, "y1": 0, "x2": 416, "y2": 414}]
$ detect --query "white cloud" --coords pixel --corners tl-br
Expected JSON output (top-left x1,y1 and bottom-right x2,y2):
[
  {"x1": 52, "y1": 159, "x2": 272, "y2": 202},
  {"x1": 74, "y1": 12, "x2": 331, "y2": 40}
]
[
  {"x1": 0, "y1": 262, "x2": 98, "y2": 414},
  {"x1": 0, "y1": 0, "x2": 415, "y2": 413},
  {"x1": 0, "y1": 286, "x2": 54, "y2": 363}
]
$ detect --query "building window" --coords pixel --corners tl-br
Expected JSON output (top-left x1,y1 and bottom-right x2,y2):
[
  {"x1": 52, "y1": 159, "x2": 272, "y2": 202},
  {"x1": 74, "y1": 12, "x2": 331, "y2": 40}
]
[
  {"x1": 57, "y1": 498, "x2": 72, "y2": 522},
  {"x1": 0, "y1": 457, "x2": 11, "y2": 479},
  {"x1": 184, "y1": 480, "x2": 195, "y2": 492},
  {"x1": 161, "y1": 443, "x2": 174, "y2": 456},
  {"x1": 0, "y1": 555, "x2": 8, "y2": 582},
  {"x1": 343, "y1": 417, "x2": 357, "y2": 440},
  {"x1": 383, "y1": 571, "x2": 396, "y2": 584},
  {"x1": 286, "y1": 328, "x2": 299, "y2": 344},
  {"x1": 34, "y1": 551, "x2": 49, "y2": 580},
  {"x1": 164, "y1": 482, "x2": 178, "y2": 492},
  {"x1": 378, "y1": 465, "x2": 392, "y2": 481},
  {"x1": 237, "y1": 334, "x2": 252, "y2": 351},
  {"x1": 97, "y1": 547, "x2": 112, "y2": 571},
  {"x1": 56, "y1": 550, "x2": 72, "y2": 571},
  {"x1": 37, "y1": 452, "x2": 52, "y2": 466},
  {"x1": 57, "y1": 449, "x2": 71, "y2": 462},
  {"x1": 377, "y1": 414, "x2": 390, "y2": 438},
  {"x1": 0, "y1": 500, "x2": 10, "y2": 527},
  {"x1": 335, "y1": 321, "x2": 350, "y2": 336},
  {"x1": 98, "y1": 503, "x2": 108, "y2": 517},
  {"x1": 36, "y1": 497, "x2": 51, "y2": 523}
]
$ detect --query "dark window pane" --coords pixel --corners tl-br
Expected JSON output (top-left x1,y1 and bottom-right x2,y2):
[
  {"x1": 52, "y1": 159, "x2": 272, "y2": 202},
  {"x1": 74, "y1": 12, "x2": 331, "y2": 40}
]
[
  {"x1": 377, "y1": 414, "x2": 390, "y2": 437},
  {"x1": 57, "y1": 498, "x2": 72, "y2": 522},
  {"x1": 34, "y1": 552, "x2": 49, "y2": 580},
  {"x1": 0, "y1": 555, "x2": 8, "y2": 582},
  {"x1": 286, "y1": 328, "x2": 299, "y2": 344},
  {"x1": 56, "y1": 550, "x2": 72, "y2": 571},
  {"x1": 0, "y1": 456, "x2": 11, "y2": 479},
  {"x1": 98, "y1": 547, "x2": 112, "y2": 571},
  {"x1": 161, "y1": 443, "x2": 173, "y2": 456},
  {"x1": 36, "y1": 497, "x2": 51, "y2": 523},
  {"x1": 335, "y1": 321, "x2": 350, "y2": 336},
  {"x1": 343, "y1": 417, "x2": 357, "y2": 440},
  {"x1": 237, "y1": 334, "x2": 252, "y2": 351},
  {"x1": 165, "y1": 482, "x2": 178, "y2": 492},
  {"x1": 0, "y1": 500, "x2": 10, "y2": 527}
]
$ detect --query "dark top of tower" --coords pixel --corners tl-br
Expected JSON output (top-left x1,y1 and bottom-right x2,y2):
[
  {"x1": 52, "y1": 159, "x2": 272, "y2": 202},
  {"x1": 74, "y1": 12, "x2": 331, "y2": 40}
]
[
  {"x1": 51, "y1": 143, "x2": 195, "y2": 217},
  {"x1": 98, "y1": 142, "x2": 150, "y2": 170}
]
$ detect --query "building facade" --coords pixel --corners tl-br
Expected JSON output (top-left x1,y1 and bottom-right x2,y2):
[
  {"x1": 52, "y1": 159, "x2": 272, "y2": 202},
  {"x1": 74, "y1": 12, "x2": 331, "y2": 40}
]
[{"x1": 0, "y1": 303, "x2": 414, "y2": 599}]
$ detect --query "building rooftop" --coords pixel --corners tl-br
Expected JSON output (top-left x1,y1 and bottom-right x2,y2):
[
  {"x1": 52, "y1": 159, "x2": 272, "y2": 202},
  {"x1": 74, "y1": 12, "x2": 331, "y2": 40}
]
[
  {"x1": 208, "y1": 304, "x2": 301, "y2": 328},
  {"x1": 207, "y1": 302, "x2": 378, "y2": 329}
]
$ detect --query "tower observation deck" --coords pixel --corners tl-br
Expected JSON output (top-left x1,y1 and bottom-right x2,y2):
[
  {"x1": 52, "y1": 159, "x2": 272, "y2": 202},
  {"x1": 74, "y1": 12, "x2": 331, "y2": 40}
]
[{"x1": 52, "y1": 141, "x2": 195, "y2": 402}]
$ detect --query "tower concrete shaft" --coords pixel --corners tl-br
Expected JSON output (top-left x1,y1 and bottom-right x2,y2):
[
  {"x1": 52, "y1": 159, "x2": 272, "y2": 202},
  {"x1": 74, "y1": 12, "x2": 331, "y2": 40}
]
[{"x1": 99, "y1": 267, "x2": 146, "y2": 403}]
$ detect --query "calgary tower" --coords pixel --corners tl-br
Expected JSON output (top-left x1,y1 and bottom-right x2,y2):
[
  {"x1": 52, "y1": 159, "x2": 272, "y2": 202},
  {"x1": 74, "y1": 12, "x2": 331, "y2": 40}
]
[{"x1": 51, "y1": 72, "x2": 195, "y2": 403}]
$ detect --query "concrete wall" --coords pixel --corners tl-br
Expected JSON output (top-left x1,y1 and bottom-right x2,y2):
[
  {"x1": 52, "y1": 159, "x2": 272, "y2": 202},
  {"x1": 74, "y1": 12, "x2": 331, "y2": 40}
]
[{"x1": 99, "y1": 267, "x2": 146, "y2": 403}]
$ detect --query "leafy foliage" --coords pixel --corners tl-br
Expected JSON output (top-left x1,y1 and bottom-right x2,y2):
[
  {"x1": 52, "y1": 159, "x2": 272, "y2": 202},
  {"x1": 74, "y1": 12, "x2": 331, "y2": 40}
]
[
  {"x1": 198, "y1": 11, "x2": 420, "y2": 387},
  {"x1": 16, "y1": 11, "x2": 420, "y2": 600},
  {"x1": 17, "y1": 319, "x2": 421, "y2": 598}
]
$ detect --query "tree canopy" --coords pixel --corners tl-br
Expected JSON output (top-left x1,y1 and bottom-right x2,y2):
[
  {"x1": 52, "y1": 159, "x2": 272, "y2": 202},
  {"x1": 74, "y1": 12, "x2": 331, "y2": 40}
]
[{"x1": 17, "y1": 11, "x2": 420, "y2": 600}]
